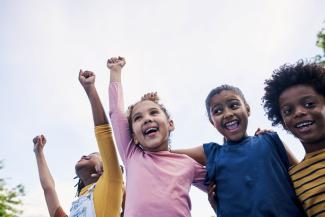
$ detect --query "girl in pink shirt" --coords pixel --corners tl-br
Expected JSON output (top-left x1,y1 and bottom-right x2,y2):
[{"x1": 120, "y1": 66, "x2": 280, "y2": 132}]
[{"x1": 108, "y1": 56, "x2": 206, "y2": 217}]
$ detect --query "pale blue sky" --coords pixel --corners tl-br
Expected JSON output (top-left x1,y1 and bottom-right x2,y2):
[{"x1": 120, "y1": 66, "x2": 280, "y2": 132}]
[{"x1": 1, "y1": 0, "x2": 324, "y2": 216}]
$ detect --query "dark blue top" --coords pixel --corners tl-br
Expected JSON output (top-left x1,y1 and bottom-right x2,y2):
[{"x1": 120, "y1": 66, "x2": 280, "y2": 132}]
[{"x1": 204, "y1": 132, "x2": 305, "y2": 217}]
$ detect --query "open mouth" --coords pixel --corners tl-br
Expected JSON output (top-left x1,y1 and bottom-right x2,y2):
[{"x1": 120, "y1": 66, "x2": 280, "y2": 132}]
[
  {"x1": 143, "y1": 127, "x2": 159, "y2": 136},
  {"x1": 223, "y1": 120, "x2": 240, "y2": 131},
  {"x1": 295, "y1": 120, "x2": 314, "y2": 129}
]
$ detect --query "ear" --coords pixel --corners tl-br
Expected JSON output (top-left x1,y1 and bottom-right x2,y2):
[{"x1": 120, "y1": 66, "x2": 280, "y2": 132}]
[
  {"x1": 132, "y1": 133, "x2": 139, "y2": 145},
  {"x1": 168, "y1": 119, "x2": 175, "y2": 132},
  {"x1": 246, "y1": 104, "x2": 251, "y2": 116}
]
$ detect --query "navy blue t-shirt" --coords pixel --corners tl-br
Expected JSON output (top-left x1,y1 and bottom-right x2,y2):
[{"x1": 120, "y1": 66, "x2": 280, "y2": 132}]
[{"x1": 204, "y1": 132, "x2": 305, "y2": 217}]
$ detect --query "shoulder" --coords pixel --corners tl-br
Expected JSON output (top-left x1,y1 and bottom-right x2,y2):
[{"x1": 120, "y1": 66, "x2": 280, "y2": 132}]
[
  {"x1": 203, "y1": 142, "x2": 221, "y2": 157},
  {"x1": 255, "y1": 131, "x2": 282, "y2": 144}
]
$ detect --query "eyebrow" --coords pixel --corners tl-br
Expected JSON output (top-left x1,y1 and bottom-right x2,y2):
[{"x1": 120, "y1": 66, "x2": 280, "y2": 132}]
[{"x1": 132, "y1": 107, "x2": 160, "y2": 119}]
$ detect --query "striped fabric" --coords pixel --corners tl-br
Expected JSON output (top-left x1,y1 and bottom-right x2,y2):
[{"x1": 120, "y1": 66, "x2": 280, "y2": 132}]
[{"x1": 289, "y1": 148, "x2": 325, "y2": 217}]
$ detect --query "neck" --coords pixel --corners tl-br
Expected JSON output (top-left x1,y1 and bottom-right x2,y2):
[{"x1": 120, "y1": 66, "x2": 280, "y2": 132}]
[
  {"x1": 303, "y1": 139, "x2": 325, "y2": 154},
  {"x1": 77, "y1": 169, "x2": 98, "y2": 187}
]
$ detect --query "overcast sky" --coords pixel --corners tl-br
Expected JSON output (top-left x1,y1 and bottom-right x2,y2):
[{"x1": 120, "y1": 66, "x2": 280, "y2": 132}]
[{"x1": 1, "y1": 0, "x2": 324, "y2": 216}]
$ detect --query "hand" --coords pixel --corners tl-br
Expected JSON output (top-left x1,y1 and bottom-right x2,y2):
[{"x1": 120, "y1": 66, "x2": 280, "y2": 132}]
[
  {"x1": 254, "y1": 127, "x2": 273, "y2": 136},
  {"x1": 33, "y1": 135, "x2": 46, "y2": 154},
  {"x1": 107, "y1": 56, "x2": 126, "y2": 72},
  {"x1": 91, "y1": 162, "x2": 103, "y2": 178},
  {"x1": 141, "y1": 92, "x2": 159, "y2": 102},
  {"x1": 208, "y1": 182, "x2": 217, "y2": 211},
  {"x1": 79, "y1": 70, "x2": 96, "y2": 89}
]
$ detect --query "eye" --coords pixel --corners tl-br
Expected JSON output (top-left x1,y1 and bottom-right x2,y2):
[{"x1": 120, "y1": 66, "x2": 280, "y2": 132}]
[
  {"x1": 304, "y1": 101, "x2": 315, "y2": 108},
  {"x1": 150, "y1": 109, "x2": 160, "y2": 115},
  {"x1": 281, "y1": 107, "x2": 292, "y2": 117},
  {"x1": 212, "y1": 106, "x2": 223, "y2": 115},
  {"x1": 132, "y1": 115, "x2": 142, "y2": 122},
  {"x1": 229, "y1": 102, "x2": 240, "y2": 110}
]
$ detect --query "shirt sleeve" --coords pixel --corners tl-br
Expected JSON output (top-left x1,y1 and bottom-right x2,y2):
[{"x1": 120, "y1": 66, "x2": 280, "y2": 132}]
[
  {"x1": 265, "y1": 132, "x2": 290, "y2": 170},
  {"x1": 93, "y1": 124, "x2": 124, "y2": 217},
  {"x1": 109, "y1": 81, "x2": 134, "y2": 164},
  {"x1": 54, "y1": 207, "x2": 68, "y2": 217},
  {"x1": 192, "y1": 161, "x2": 207, "y2": 192},
  {"x1": 203, "y1": 142, "x2": 220, "y2": 186}
]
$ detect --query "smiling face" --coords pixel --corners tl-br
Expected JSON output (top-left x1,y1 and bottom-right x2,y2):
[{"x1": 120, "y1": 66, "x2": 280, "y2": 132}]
[
  {"x1": 130, "y1": 100, "x2": 174, "y2": 152},
  {"x1": 209, "y1": 90, "x2": 250, "y2": 142},
  {"x1": 279, "y1": 85, "x2": 325, "y2": 152}
]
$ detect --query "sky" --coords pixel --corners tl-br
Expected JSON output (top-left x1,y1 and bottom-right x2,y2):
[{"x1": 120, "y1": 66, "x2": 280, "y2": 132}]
[{"x1": 0, "y1": 0, "x2": 324, "y2": 216}]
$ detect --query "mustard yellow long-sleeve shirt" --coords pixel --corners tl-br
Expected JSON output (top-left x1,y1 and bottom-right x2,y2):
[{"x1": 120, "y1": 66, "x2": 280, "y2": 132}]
[{"x1": 55, "y1": 124, "x2": 123, "y2": 217}]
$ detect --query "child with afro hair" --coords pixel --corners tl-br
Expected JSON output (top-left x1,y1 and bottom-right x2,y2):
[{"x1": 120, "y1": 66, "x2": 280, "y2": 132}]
[{"x1": 263, "y1": 60, "x2": 325, "y2": 217}]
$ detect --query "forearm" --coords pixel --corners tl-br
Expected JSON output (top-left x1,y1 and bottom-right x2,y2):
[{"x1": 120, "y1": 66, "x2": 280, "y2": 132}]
[
  {"x1": 110, "y1": 69, "x2": 122, "y2": 82},
  {"x1": 34, "y1": 152, "x2": 60, "y2": 217},
  {"x1": 35, "y1": 152, "x2": 55, "y2": 190},
  {"x1": 84, "y1": 85, "x2": 108, "y2": 126}
]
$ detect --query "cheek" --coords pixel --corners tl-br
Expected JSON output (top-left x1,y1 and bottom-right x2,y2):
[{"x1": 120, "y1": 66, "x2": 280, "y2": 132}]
[
  {"x1": 212, "y1": 117, "x2": 221, "y2": 129},
  {"x1": 282, "y1": 117, "x2": 292, "y2": 129}
]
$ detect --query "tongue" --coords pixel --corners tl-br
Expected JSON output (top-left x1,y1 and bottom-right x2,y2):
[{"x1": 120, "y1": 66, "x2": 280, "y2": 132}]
[{"x1": 226, "y1": 123, "x2": 238, "y2": 131}]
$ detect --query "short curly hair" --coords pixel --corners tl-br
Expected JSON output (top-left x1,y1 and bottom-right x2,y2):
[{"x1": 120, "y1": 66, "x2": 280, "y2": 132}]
[{"x1": 262, "y1": 60, "x2": 325, "y2": 127}]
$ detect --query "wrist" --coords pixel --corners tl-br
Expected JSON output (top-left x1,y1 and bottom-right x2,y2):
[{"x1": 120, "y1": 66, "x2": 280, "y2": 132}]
[
  {"x1": 34, "y1": 150, "x2": 44, "y2": 157},
  {"x1": 109, "y1": 68, "x2": 122, "y2": 74},
  {"x1": 83, "y1": 84, "x2": 96, "y2": 92}
]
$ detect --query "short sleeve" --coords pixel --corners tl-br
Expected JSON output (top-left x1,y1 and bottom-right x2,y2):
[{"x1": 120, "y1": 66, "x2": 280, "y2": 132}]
[
  {"x1": 203, "y1": 142, "x2": 221, "y2": 186},
  {"x1": 264, "y1": 132, "x2": 290, "y2": 170}
]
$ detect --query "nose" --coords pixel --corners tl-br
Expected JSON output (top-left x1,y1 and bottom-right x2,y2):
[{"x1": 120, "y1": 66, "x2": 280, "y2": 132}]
[
  {"x1": 223, "y1": 107, "x2": 234, "y2": 119},
  {"x1": 143, "y1": 116, "x2": 153, "y2": 125},
  {"x1": 142, "y1": 112, "x2": 153, "y2": 125},
  {"x1": 293, "y1": 106, "x2": 306, "y2": 118}
]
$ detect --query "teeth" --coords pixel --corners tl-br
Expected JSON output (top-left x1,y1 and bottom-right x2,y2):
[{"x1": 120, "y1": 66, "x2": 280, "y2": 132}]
[
  {"x1": 296, "y1": 121, "x2": 313, "y2": 128},
  {"x1": 225, "y1": 121, "x2": 237, "y2": 127},
  {"x1": 144, "y1": 127, "x2": 158, "y2": 135},
  {"x1": 224, "y1": 120, "x2": 239, "y2": 130}
]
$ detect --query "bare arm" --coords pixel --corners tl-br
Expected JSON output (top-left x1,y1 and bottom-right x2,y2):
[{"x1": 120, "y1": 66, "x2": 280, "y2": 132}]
[
  {"x1": 79, "y1": 70, "x2": 108, "y2": 126},
  {"x1": 33, "y1": 135, "x2": 62, "y2": 217},
  {"x1": 172, "y1": 145, "x2": 206, "y2": 166},
  {"x1": 283, "y1": 142, "x2": 299, "y2": 166}
]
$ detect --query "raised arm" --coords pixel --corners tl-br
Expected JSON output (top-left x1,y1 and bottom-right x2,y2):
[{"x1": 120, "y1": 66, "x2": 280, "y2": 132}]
[
  {"x1": 107, "y1": 57, "x2": 132, "y2": 164},
  {"x1": 33, "y1": 135, "x2": 66, "y2": 217},
  {"x1": 79, "y1": 69, "x2": 123, "y2": 216},
  {"x1": 79, "y1": 70, "x2": 107, "y2": 126}
]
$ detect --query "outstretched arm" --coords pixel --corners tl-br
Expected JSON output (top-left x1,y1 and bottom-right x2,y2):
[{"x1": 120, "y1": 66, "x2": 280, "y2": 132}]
[{"x1": 33, "y1": 135, "x2": 65, "y2": 217}]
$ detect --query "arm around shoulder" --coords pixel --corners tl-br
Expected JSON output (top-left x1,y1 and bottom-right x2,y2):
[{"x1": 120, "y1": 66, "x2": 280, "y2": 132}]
[{"x1": 172, "y1": 145, "x2": 206, "y2": 166}]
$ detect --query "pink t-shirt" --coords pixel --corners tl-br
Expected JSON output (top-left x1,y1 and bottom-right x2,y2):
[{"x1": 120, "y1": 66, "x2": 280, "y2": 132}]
[{"x1": 109, "y1": 82, "x2": 206, "y2": 217}]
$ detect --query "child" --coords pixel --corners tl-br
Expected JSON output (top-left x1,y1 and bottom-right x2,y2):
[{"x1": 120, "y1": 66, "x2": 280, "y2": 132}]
[
  {"x1": 33, "y1": 70, "x2": 124, "y2": 217},
  {"x1": 263, "y1": 60, "x2": 325, "y2": 217},
  {"x1": 174, "y1": 84, "x2": 305, "y2": 216},
  {"x1": 107, "y1": 57, "x2": 206, "y2": 217}
]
